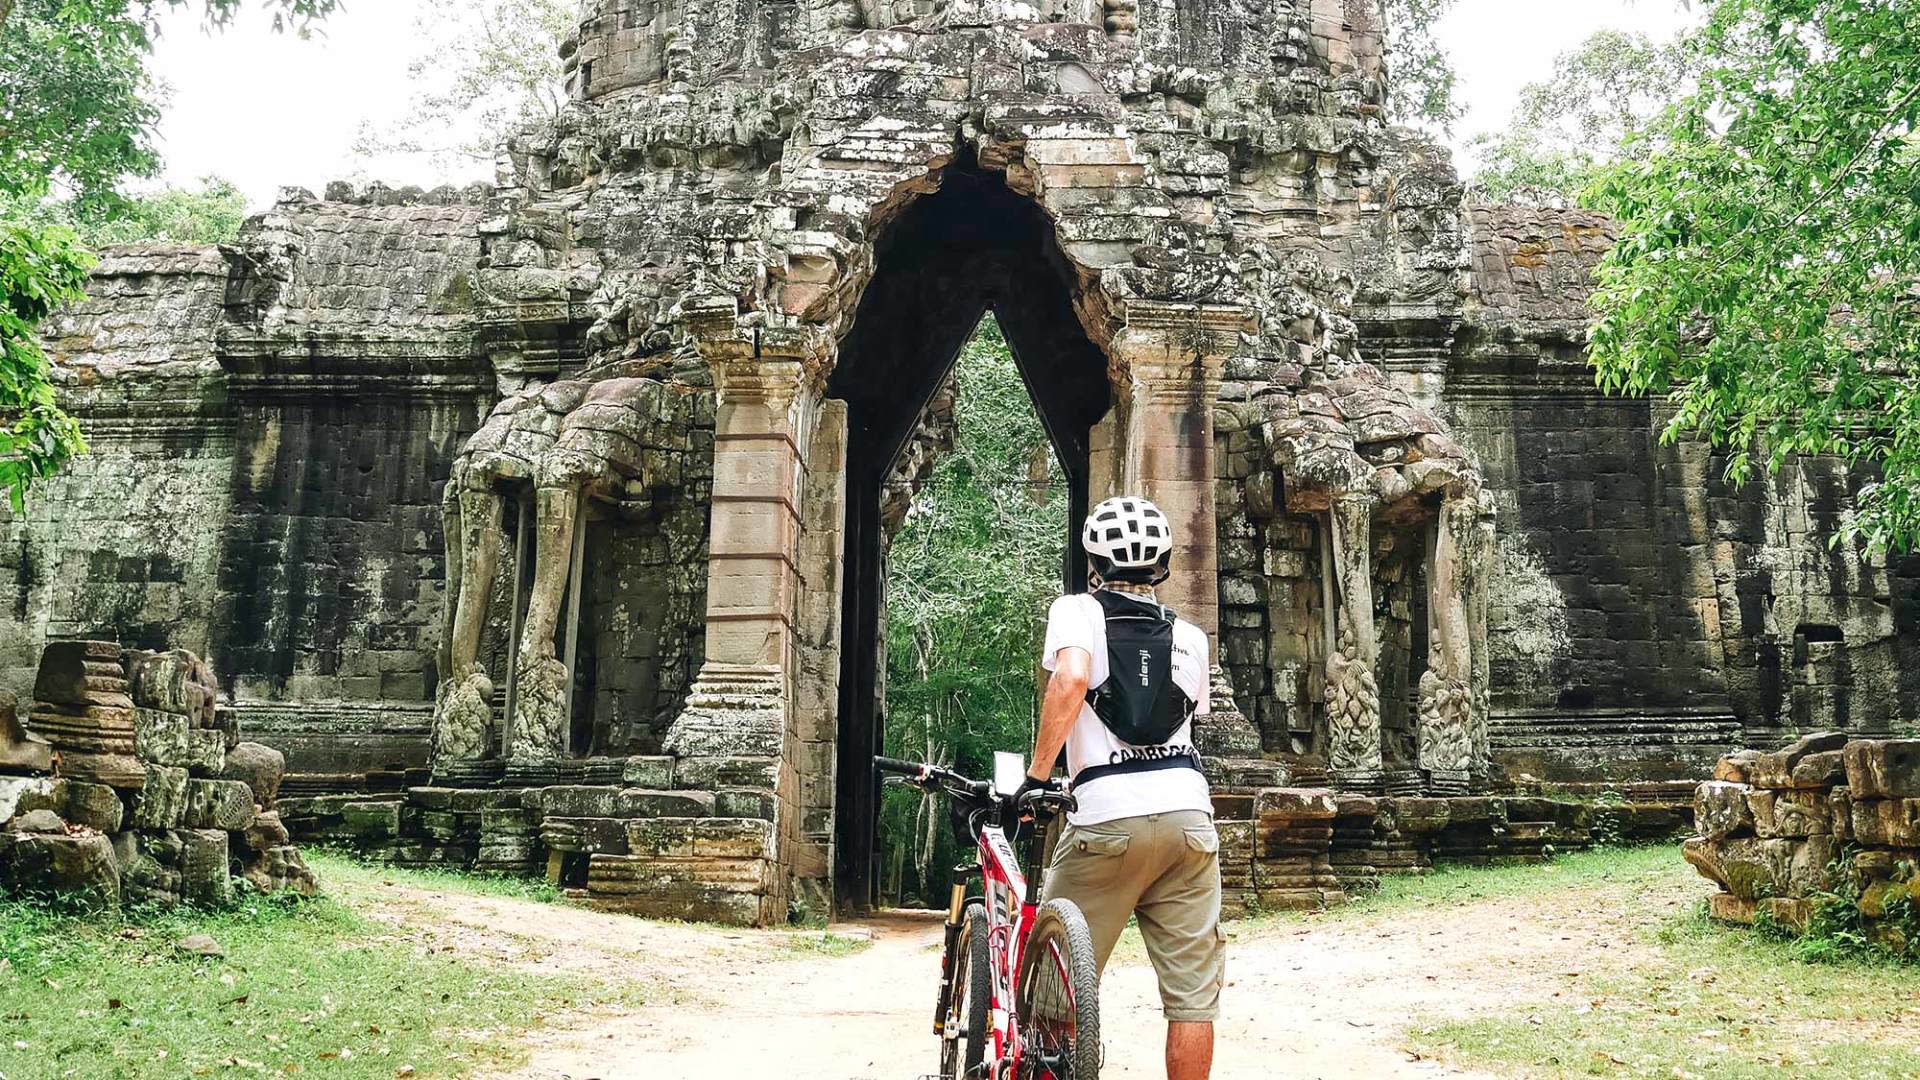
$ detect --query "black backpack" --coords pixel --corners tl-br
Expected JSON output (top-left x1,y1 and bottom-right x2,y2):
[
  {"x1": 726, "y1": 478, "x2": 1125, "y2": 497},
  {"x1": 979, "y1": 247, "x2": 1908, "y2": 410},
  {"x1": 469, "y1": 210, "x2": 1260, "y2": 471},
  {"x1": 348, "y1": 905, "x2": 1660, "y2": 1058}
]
[{"x1": 1084, "y1": 590, "x2": 1197, "y2": 746}]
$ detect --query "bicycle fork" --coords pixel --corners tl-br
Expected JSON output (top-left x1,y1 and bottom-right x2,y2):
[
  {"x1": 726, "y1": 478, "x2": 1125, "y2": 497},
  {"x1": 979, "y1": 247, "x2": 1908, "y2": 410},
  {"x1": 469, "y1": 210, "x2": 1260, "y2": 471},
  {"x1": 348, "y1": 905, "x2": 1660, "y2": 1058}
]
[{"x1": 934, "y1": 861, "x2": 973, "y2": 1037}]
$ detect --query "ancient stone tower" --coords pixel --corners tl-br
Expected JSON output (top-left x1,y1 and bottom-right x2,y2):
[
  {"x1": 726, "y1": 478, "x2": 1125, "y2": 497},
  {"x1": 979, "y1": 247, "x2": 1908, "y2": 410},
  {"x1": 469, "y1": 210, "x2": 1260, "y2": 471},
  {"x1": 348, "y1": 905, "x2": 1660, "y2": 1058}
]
[{"x1": 7, "y1": 0, "x2": 1914, "y2": 923}]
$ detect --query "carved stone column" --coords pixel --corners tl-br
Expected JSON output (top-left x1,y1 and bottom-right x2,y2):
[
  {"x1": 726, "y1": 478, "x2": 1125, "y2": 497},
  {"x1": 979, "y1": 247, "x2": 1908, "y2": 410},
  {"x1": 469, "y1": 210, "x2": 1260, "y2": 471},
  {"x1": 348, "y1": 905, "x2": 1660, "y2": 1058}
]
[
  {"x1": 664, "y1": 317, "x2": 824, "y2": 763},
  {"x1": 431, "y1": 485, "x2": 503, "y2": 768},
  {"x1": 1326, "y1": 492, "x2": 1383, "y2": 792},
  {"x1": 1467, "y1": 496, "x2": 1496, "y2": 786},
  {"x1": 1418, "y1": 497, "x2": 1475, "y2": 794},
  {"x1": 1110, "y1": 302, "x2": 1263, "y2": 761}
]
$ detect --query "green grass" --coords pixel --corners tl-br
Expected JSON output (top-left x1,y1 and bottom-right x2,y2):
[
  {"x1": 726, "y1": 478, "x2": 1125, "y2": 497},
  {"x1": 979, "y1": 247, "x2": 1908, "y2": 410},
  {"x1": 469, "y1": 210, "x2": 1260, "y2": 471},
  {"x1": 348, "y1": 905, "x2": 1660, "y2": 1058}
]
[
  {"x1": 0, "y1": 854, "x2": 637, "y2": 1079},
  {"x1": 776, "y1": 930, "x2": 874, "y2": 958},
  {"x1": 1346, "y1": 844, "x2": 1676, "y2": 916},
  {"x1": 1407, "y1": 857, "x2": 1920, "y2": 1079},
  {"x1": 303, "y1": 847, "x2": 563, "y2": 903}
]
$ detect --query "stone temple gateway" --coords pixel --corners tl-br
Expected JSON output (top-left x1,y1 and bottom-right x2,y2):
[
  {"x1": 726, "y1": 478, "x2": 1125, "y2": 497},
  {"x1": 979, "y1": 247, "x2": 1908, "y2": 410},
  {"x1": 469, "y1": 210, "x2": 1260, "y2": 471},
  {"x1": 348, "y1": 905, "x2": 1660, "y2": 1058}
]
[{"x1": 5, "y1": 0, "x2": 1915, "y2": 923}]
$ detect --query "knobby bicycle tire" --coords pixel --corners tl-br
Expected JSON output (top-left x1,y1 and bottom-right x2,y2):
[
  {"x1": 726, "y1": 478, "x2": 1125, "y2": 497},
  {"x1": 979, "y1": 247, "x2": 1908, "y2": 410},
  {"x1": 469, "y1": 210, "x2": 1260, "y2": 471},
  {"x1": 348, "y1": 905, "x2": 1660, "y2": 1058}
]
[
  {"x1": 941, "y1": 903, "x2": 993, "y2": 1079},
  {"x1": 1017, "y1": 897, "x2": 1101, "y2": 1080}
]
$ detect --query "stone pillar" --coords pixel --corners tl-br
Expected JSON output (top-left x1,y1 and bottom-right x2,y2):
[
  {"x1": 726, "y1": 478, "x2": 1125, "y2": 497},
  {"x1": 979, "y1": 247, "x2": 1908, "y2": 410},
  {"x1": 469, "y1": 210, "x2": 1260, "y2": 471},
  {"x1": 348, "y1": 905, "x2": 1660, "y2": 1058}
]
[
  {"x1": 1111, "y1": 302, "x2": 1245, "y2": 640},
  {"x1": 664, "y1": 318, "x2": 824, "y2": 763},
  {"x1": 1326, "y1": 492, "x2": 1384, "y2": 791},
  {"x1": 431, "y1": 486, "x2": 503, "y2": 767},
  {"x1": 789, "y1": 400, "x2": 848, "y2": 918},
  {"x1": 1110, "y1": 302, "x2": 1262, "y2": 760},
  {"x1": 507, "y1": 481, "x2": 583, "y2": 765},
  {"x1": 1417, "y1": 497, "x2": 1474, "y2": 794},
  {"x1": 1467, "y1": 496, "x2": 1496, "y2": 785}
]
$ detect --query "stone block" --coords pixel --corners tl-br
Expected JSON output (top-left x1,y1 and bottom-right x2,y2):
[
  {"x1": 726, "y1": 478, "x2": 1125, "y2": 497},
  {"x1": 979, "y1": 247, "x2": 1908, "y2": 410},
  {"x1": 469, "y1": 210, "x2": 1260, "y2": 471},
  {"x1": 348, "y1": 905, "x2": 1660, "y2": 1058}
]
[
  {"x1": 0, "y1": 776, "x2": 56, "y2": 822},
  {"x1": 1713, "y1": 749, "x2": 1761, "y2": 784},
  {"x1": 3, "y1": 831, "x2": 120, "y2": 910},
  {"x1": 1748, "y1": 731, "x2": 1846, "y2": 788},
  {"x1": 673, "y1": 756, "x2": 780, "y2": 791},
  {"x1": 339, "y1": 799, "x2": 402, "y2": 839},
  {"x1": 32, "y1": 641, "x2": 125, "y2": 708},
  {"x1": 1851, "y1": 798, "x2": 1920, "y2": 848},
  {"x1": 528, "y1": 785, "x2": 619, "y2": 819},
  {"x1": 0, "y1": 692, "x2": 53, "y2": 775},
  {"x1": 185, "y1": 729, "x2": 226, "y2": 775},
  {"x1": 123, "y1": 648, "x2": 216, "y2": 722},
  {"x1": 616, "y1": 788, "x2": 716, "y2": 818},
  {"x1": 180, "y1": 828, "x2": 232, "y2": 907},
  {"x1": 541, "y1": 816, "x2": 631, "y2": 855},
  {"x1": 240, "y1": 810, "x2": 291, "y2": 853},
  {"x1": 623, "y1": 756, "x2": 675, "y2": 789},
  {"x1": 1749, "y1": 790, "x2": 1828, "y2": 838},
  {"x1": 132, "y1": 709, "x2": 190, "y2": 766},
  {"x1": 61, "y1": 781, "x2": 125, "y2": 833},
  {"x1": 129, "y1": 765, "x2": 189, "y2": 829},
  {"x1": 1790, "y1": 750, "x2": 1847, "y2": 790},
  {"x1": 1844, "y1": 739, "x2": 1920, "y2": 799},
  {"x1": 184, "y1": 779, "x2": 257, "y2": 831},
  {"x1": 219, "y1": 742, "x2": 285, "y2": 806},
  {"x1": 1694, "y1": 781, "x2": 1753, "y2": 840},
  {"x1": 713, "y1": 788, "x2": 777, "y2": 819},
  {"x1": 241, "y1": 845, "x2": 318, "y2": 897}
]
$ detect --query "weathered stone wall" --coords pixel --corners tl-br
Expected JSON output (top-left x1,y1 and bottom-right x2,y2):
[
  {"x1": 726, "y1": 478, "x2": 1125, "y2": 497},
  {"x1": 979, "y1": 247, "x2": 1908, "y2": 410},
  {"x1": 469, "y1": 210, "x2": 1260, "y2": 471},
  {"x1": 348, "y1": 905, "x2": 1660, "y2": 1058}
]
[
  {"x1": 1432, "y1": 206, "x2": 1920, "y2": 779},
  {"x1": 2, "y1": 248, "x2": 236, "y2": 697}
]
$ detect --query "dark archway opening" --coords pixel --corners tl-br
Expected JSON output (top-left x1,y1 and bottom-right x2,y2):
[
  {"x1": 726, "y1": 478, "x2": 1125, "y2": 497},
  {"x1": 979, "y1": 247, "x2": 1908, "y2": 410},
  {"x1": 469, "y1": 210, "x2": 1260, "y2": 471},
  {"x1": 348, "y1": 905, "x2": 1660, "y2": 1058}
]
[{"x1": 828, "y1": 159, "x2": 1112, "y2": 911}]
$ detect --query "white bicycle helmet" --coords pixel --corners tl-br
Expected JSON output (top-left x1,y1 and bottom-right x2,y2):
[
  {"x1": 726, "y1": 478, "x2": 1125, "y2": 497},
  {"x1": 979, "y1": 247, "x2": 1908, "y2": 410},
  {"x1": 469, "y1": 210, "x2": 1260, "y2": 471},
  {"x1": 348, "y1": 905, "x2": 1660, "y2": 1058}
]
[{"x1": 1082, "y1": 495, "x2": 1173, "y2": 585}]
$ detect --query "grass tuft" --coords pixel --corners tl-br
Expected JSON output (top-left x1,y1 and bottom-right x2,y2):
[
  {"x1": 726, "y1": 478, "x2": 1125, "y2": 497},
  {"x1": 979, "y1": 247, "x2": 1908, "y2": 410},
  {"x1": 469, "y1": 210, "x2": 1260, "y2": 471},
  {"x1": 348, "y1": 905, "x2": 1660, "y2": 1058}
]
[{"x1": 0, "y1": 852, "x2": 633, "y2": 1078}]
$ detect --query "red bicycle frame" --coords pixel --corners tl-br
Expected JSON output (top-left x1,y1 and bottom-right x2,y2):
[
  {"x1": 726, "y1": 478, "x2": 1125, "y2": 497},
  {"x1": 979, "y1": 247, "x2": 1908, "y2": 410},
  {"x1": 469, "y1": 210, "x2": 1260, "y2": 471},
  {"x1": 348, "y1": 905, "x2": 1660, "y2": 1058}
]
[{"x1": 884, "y1": 756, "x2": 1078, "y2": 1080}]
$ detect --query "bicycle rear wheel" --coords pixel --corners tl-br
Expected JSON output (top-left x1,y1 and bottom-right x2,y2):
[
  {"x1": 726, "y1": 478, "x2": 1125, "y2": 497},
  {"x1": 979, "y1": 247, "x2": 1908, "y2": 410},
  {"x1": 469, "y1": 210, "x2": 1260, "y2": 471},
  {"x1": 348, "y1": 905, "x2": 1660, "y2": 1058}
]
[
  {"x1": 941, "y1": 903, "x2": 992, "y2": 1079},
  {"x1": 1017, "y1": 897, "x2": 1101, "y2": 1080}
]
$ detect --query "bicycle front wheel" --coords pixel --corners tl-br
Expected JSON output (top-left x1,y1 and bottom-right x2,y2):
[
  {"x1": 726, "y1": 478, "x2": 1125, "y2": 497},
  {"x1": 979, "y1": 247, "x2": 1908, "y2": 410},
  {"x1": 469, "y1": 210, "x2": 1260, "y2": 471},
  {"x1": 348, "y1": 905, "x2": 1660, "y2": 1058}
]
[
  {"x1": 941, "y1": 902, "x2": 992, "y2": 1079},
  {"x1": 1017, "y1": 897, "x2": 1101, "y2": 1080}
]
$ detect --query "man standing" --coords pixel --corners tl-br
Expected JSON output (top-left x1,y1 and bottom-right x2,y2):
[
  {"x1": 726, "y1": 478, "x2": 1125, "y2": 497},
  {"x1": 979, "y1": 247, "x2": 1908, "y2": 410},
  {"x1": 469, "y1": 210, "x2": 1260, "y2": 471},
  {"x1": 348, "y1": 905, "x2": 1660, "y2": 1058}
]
[{"x1": 1023, "y1": 495, "x2": 1222, "y2": 1080}]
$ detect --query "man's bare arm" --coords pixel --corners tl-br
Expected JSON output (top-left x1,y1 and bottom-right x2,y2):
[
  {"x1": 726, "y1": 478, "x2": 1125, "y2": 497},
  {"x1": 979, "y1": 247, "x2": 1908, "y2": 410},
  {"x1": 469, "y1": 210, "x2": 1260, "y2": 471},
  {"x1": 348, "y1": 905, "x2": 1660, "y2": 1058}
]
[{"x1": 1030, "y1": 646, "x2": 1091, "y2": 781}]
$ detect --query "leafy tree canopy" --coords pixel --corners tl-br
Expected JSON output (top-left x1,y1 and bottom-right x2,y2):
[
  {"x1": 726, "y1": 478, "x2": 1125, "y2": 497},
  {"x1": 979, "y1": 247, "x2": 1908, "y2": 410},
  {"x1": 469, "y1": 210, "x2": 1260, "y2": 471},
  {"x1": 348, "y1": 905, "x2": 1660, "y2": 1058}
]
[
  {"x1": 1382, "y1": 0, "x2": 1461, "y2": 131},
  {"x1": 1467, "y1": 29, "x2": 1696, "y2": 206},
  {"x1": 354, "y1": 0, "x2": 572, "y2": 172},
  {"x1": 880, "y1": 319, "x2": 1066, "y2": 905},
  {"x1": 0, "y1": 0, "x2": 334, "y2": 509},
  {"x1": 1587, "y1": 0, "x2": 1920, "y2": 552}
]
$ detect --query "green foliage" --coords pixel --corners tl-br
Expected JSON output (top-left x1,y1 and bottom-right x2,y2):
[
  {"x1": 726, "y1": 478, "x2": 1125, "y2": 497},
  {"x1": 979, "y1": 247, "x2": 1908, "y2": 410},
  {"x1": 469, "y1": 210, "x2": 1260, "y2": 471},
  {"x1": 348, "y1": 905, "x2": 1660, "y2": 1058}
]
[
  {"x1": 353, "y1": 0, "x2": 572, "y2": 170},
  {"x1": 0, "y1": 868, "x2": 629, "y2": 1077},
  {"x1": 73, "y1": 176, "x2": 249, "y2": 245},
  {"x1": 0, "y1": 0, "x2": 334, "y2": 509},
  {"x1": 0, "y1": 0, "x2": 159, "y2": 213},
  {"x1": 1466, "y1": 30, "x2": 1695, "y2": 206},
  {"x1": 879, "y1": 318, "x2": 1066, "y2": 905},
  {"x1": 1587, "y1": 0, "x2": 1920, "y2": 553},
  {"x1": 1381, "y1": 0, "x2": 1461, "y2": 131},
  {"x1": 0, "y1": 215, "x2": 91, "y2": 511}
]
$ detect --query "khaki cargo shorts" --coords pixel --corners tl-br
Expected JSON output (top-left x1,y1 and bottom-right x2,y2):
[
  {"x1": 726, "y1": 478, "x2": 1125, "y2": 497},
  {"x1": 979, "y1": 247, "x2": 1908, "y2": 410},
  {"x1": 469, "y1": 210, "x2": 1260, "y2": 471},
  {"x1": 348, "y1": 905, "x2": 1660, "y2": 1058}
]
[{"x1": 1041, "y1": 809, "x2": 1225, "y2": 1022}]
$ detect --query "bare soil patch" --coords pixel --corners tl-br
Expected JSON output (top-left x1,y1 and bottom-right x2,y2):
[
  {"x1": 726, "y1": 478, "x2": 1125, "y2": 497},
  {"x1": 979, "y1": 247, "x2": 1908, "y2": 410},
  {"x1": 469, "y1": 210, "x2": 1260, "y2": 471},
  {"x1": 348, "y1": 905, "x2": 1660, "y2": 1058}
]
[{"x1": 342, "y1": 851, "x2": 1706, "y2": 1080}]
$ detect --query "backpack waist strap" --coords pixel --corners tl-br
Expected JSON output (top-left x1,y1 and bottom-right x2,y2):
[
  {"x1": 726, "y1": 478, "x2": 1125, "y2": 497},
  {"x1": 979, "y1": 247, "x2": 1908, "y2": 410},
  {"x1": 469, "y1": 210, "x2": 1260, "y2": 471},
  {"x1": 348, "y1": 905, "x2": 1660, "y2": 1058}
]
[{"x1": 1072, "y1": 752, "x2": 1203, "y2": 789}]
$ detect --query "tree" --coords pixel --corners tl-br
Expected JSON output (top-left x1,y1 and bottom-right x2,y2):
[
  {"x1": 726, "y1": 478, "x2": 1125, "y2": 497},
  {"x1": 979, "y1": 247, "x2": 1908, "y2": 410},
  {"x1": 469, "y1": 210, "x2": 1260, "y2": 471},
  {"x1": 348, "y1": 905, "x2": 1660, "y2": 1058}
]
[
  {"x1": 1586, "y1": 0, "x2": 1920, "y2": 552},
  {"x1": 880, "y1": 319, "x2": 1066, "y2": 905},
  {"x1": 353, "y1": 0, "x2": 572, "y2": 172},
  {"x1": 1466, "y1": 30, "x2": 1695, "y2": 206},
  {"x1": 1382, "y1": 0, "x2": 1462, "y2": 131},
  {"x1": 76, "y1": 177, "x2": 248, "y2": 245},
  {"x1": 0, "y1": 0, "x2": 335, "y2": 508}
]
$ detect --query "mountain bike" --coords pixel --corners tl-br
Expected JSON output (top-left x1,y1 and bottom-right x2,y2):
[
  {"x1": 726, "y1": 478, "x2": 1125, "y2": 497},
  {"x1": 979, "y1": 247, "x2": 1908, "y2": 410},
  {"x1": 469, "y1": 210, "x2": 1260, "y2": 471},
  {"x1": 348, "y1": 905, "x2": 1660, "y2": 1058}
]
[{"x1": 875, "y1": 752, "x2": 1102, "y2": 1080}]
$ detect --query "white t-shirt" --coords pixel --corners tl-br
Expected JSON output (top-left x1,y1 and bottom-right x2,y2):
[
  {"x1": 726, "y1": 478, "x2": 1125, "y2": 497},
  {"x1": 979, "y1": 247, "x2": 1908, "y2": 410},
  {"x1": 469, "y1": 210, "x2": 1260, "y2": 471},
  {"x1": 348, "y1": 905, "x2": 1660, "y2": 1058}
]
[{"x1": 1041, "y1": 590, "x2": 1213, "y2": 827}]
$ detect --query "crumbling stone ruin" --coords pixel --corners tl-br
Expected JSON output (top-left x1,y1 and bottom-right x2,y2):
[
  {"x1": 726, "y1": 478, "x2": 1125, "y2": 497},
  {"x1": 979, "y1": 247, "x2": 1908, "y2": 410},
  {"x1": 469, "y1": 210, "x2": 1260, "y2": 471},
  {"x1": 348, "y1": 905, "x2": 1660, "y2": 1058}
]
[
  {"x1": 3, "y1": 1, "x2": 1914, "y2": 924},
  {"x1": 0, "y1": 641, "x2": 314, "y2": 909},
  {"x1": 1688, "y1": 734, "x2": 1920, "y2": 943}
]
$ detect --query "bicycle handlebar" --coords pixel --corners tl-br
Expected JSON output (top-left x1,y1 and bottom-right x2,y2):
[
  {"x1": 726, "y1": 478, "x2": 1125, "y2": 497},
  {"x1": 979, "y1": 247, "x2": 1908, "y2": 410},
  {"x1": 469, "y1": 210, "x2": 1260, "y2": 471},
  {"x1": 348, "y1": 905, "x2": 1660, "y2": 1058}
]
[{"x1": 872, "y1": 755, "x2": 1077, "y2": 815}]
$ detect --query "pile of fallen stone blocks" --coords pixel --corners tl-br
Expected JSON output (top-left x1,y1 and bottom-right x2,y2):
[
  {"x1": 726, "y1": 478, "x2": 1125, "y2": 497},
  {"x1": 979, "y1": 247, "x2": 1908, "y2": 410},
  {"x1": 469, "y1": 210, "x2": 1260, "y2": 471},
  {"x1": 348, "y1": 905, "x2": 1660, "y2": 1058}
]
[
  {"x1": 1686, "y1": 731, "x2": 1920, "y2": 935},
  {"x1": 0, "y1": 641, "x2": 314, "y2": 910}
]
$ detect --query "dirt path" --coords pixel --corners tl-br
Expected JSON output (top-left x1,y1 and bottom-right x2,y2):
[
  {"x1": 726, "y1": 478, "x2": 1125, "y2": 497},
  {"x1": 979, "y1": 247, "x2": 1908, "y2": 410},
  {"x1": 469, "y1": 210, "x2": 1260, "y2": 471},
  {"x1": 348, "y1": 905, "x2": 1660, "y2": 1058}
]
[{"x1": 356, "y1": 867, "x2": 1698, "y2": 1080}]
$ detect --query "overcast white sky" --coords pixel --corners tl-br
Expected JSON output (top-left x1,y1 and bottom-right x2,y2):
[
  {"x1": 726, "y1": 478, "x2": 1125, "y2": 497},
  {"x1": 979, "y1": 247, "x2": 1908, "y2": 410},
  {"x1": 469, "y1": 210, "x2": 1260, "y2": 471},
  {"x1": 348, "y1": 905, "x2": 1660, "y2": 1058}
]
[{"x1": 144, "y1": 0, "x2": 1699, "y2": 209}]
